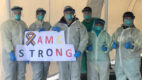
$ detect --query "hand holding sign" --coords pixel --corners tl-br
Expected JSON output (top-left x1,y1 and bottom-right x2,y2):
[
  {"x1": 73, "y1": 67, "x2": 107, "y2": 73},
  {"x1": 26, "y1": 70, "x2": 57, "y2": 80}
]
[
  {"x1": 74, "y1": 51, "x2": 81, "y2": 58},
  {"x1": 52, "y1": 26, "x2": 61, "y2": 32}
]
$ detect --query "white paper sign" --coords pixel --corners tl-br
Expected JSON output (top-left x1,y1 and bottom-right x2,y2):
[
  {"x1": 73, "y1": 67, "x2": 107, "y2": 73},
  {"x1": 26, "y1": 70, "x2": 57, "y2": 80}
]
[
  {"x1": 16, "y1": 44, "x2": 76, "y2": 61},
  {"x1": 15, "y1": 31, "x2": 76, "y2": 61}
]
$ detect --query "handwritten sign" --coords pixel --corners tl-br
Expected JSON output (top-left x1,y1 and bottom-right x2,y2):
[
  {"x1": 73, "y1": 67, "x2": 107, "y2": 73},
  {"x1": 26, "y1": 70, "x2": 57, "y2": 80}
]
[{"x1": 16, "y1": 31, "x2": 76, "y2": 61}]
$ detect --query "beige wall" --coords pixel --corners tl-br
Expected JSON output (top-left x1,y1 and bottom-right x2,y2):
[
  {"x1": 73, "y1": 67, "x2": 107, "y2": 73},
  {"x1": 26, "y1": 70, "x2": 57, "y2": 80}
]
[
  {"x1": 0, "y1": 0, "x2": 7, "y2": 79},
  {"x1": 1, "y1": 0, "x2": 142, "y2": 80},
  {"x1": 0, "y1": 0, "x2": 7, "y2": 25},
  {"x1": 107, "y1": 0, "x2": 142, "y2": 35}
]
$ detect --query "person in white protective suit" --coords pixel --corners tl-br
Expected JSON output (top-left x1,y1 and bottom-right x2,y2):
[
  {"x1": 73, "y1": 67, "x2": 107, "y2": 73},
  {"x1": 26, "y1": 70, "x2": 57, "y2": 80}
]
[
  {"x1": 28, "y1": 8, "x2": 51, "y2": 80},
  {"x1": 51, "y1": 6, "x2": 88, "y2": 80},
  {"x1": 1, "y1": 6, "x2": 27, "y2": 80},
  {"x1": 87, "y1": 18, "x2": 111, "y2": 80},
  {"x1": 112, "y1": 12, "x2": 142, "y2": 80}
]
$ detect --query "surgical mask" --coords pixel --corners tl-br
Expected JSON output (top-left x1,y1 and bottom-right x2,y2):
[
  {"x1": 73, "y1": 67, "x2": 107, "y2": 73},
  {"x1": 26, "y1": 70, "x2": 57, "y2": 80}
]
[
  {"x1": 66, "y1": 14, "x2": 73, "y2": 21},
  {"x1": 14, "y1": 14, "x2": 21, "y2": 21},
  {"x1": 92, "y1": 26, "x2": 102, "y2": 36},
  {"x1": 37, "y1": 15, "x2": 44, "y2": 21},
  {"x1": 124, "y1": 20, "x2": 133, "y2": 26},
  {"x1": 95, "y1": 26, "x2": 102, "y2": 31},
  {"x1": 84, "y1": 14, "x2": 91, "y2": 20}
]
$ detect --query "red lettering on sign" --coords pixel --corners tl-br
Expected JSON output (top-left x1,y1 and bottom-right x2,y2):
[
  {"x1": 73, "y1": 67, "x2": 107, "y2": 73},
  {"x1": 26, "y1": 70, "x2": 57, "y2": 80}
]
[
  {"x1": 66, "y1": 49, "x2": 72, "y2": 57},
  {"x1": 37, "y1": 36, "x2": 43, "y2": 44},
  {"x1": 45, "y1": 36, "x2": 53, "y2": 44},
  {"x1": 56, "y1": 48, "x2": 62, "y2": 56}
]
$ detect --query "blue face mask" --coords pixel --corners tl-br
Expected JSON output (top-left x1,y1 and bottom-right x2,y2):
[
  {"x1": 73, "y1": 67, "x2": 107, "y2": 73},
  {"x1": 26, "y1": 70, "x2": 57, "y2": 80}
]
[
  {"x1": 37, "y1": 15, "x2": 44, "y2": 21},
  {"x1": 84, "y1": 14, "x2": 91, "y2": 20},
  {"x1": 95, "y1": 26, "x2": 102, "y2": 31},
  {"x1": 92, "y1": 26, "x2": 102, "y2": 36},
  {"x1": 124, "y1": 20, "x2": 133, "y2": 26},
  {"x1": 66, "y1": 14, "x2": 73, "y2": 21},
  {"x1": 14, "y1": 14, "x2": 21, "y2": 21}
]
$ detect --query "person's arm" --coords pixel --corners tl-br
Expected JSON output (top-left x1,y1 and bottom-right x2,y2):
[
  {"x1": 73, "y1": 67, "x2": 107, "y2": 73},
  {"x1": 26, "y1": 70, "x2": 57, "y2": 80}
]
[
  {"x1": 1, "y1": 23, "x2": 14, "y2": 53},
  {"x1": 131, "y1": 29, "x2": 142, "y2": 53},
  {"x1": 44, "y1": 22, "x2": 52, "y2": 31},
  {"x1": 110, "y1": 28, "x2": 120, "y2": 50},
  {"x1": 28, "y1": 23, "x2": 36, "y2": 31},
  {"x1": 77, "y1": 23, "x2": 89, "y2": 53},
  {"x1": 105, "y1": 32, "x2": 112, "y2": 53},
  {"x1": 48, "y1": 23, "x2": 52, "y2": 30},
  {"x1": 112, "y1": 30, "x2": 118, "y2": 44},
  {"x1": 51, "y1": 23, "x2": 61, "y2": 32}
]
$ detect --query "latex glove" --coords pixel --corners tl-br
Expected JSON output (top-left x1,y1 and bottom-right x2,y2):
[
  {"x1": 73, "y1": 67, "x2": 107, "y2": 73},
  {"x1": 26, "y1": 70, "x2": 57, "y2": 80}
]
[
  {"x1": 102, "y1": 45, "x2": 107, "y2": 52},
  {"x1": 112, "y1": 42, "x2": 118, "y2": 49},
  {"x1": 87, "y1": 45, "x2": 93, "y2": 51},
  {"x1": 52, "y1": 27, "x2": 60, "y2": 32},
  {"x1": 124, "y1": 41, "x2": 134, "y2": 49},
  {"x1": 39, "y1": 28, "x2": 45, "y2": 32},
  {"x1": 27, "y1": 61, "x2": 30, "y2": 64},
  {"x1": 9, "y1": 51, "x2": 16, "y2": 61},
  {"x1": 74, "y1": 51, "x2": 81, "y2": 58}
]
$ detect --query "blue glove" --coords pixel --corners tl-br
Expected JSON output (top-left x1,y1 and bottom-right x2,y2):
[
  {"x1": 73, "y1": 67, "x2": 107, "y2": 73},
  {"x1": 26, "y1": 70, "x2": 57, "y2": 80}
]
[
  {"x1": 112, "y1": 42, "x2": 118, "y2": 49},
  {"x1": 74, "y1": 51, "x2": 81, "y2": 58},
  {"x1": 124, "y1": 41, "x2": 134, "y2": 49},
  {"x1": 87, "y1": 45, "x2": 93, "y2": 51},
  {"x1": 27, "y1": 61, "x2": 30, "y2": 64},
  {"x1": 52, "y1": 27, "x2": 60, "y2": 32},
  {"x1": 102, "y1": 45, "x2": 107, "y2": 52},
  {"x1": 39, "y1": 28, "x2": 45, "y2": 32},
  {"x1": 9, "y1": 52, "x2": 16, "y2": 61}
]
